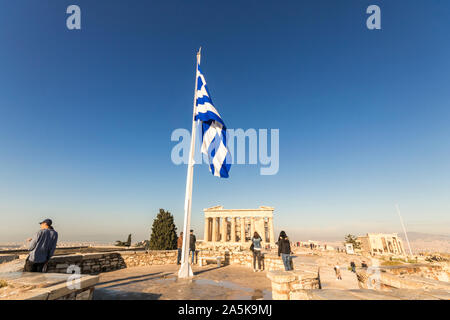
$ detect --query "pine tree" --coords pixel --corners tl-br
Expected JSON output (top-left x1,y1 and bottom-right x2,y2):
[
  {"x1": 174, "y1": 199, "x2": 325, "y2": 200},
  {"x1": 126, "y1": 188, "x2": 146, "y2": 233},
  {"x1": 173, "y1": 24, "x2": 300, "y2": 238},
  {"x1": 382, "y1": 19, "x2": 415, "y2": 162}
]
[
  {"x1": 344, "y1": 234, "x2": 361, "y2": 249},
  {"x1": 149, "y1": 209, "x2": 178, "y2": 250}
]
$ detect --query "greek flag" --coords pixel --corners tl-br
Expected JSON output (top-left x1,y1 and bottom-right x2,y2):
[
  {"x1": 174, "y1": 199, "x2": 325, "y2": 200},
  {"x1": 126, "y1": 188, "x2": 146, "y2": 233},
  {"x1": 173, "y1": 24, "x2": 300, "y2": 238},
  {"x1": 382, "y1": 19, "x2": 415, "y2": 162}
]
[{"x1": 194, "y1": 65, "x2": 232, "y2": 178}]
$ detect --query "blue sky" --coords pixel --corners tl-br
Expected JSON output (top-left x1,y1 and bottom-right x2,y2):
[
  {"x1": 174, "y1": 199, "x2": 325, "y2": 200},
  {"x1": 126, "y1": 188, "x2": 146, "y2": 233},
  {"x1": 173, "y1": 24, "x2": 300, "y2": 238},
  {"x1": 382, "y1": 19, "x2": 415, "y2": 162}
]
[{"x1": 1, "y1": 1, "x2": 449, "y2": 243}]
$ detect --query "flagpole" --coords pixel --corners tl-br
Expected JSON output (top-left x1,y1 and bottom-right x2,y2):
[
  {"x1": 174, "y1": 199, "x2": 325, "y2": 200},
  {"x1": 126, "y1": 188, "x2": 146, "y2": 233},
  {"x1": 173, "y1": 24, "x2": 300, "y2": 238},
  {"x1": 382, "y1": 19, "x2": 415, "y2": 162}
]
[
  {"x1": 178, "y1": 47, "x2": 202, "y2": 278},
  {"x1": 395, "y1": 204, "x2": 413, "y2": 257}
]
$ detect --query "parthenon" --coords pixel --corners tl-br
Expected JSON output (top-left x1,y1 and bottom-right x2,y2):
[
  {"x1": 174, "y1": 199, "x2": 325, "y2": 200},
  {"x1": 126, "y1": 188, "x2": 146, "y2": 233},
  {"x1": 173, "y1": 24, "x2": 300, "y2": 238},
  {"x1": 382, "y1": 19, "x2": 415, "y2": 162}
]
[{"x1": 203, "y1": 206, "x2": 275, "y2": 246}]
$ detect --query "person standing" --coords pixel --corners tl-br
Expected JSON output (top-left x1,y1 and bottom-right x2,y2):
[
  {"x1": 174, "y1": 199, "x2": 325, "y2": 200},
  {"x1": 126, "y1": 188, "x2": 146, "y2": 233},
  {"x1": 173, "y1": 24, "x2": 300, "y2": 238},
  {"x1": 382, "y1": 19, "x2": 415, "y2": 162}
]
[
  {"x1": 251, "y1": 232, "x2": 263, "y2": 272},
  {"x1": 350, "y1": 261, "x2": 356, "y2": 273},
  {"x1": 334, "y1": 265, "x2": 342, "y2": 280},
  {"x1": 189, "y1": 230, "x2": 196, "y2": 264},
  {"x1": 277, "y1": 231, "x2": 293, "y2": 271},
  {"x1": 24, "y1": 219, "x2": 58, "y2": 272},
  {"x1": 177, "y1": 232, "x2": 183, "y2": 265}
]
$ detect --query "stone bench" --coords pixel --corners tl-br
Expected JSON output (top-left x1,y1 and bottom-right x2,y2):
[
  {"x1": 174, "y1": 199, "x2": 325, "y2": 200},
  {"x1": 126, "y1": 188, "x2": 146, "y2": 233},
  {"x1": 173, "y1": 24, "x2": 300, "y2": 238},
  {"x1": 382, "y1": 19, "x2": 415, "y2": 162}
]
[
  {"x1": 198, "y1": 256, "x2": 223, "y2": 267},
  {"x1": 0, "y1": 271, "x2": 99, "y2": 300}
]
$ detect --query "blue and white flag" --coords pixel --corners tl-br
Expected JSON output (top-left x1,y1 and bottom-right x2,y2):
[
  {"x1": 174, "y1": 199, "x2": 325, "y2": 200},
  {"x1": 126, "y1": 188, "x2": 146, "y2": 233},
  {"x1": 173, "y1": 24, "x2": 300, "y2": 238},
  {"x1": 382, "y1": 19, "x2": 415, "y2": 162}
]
[{"x1": 194, "y1": 65, "x2": 232, "y2": 178}]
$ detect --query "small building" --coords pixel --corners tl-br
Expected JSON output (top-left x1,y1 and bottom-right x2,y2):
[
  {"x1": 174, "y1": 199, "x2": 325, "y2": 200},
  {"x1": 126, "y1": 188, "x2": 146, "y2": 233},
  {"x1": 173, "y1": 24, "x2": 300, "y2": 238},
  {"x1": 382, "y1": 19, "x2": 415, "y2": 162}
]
[{"x1": 357, "y1": 233, "x2": 406, "y2": 256}]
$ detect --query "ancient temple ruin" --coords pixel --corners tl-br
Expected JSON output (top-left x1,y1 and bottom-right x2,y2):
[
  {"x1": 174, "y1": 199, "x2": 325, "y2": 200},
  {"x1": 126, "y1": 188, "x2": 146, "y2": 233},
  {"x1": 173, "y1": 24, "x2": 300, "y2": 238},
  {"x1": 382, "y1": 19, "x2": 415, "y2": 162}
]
[
  {"x1": 357, "y1": 233, "x2": 406, "y2": 256},
  {"x1": 203, "y1": 206, "x2": 275, "y2": 246}
]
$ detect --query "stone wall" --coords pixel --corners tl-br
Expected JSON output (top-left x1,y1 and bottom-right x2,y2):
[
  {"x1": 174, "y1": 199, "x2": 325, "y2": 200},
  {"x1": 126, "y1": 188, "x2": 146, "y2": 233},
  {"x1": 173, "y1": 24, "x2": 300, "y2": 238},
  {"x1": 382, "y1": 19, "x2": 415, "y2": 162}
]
[
  {"x1": 197, "y1": 249, "x2": 287, "y2": 271},
  {"x1": 0, "y1": 254, "x2": 19, "y2": 265},
  {"x1": 356, "y1": 266, "x2": 450, "y2": 291},
  {"x1": 44, "y1": 249, "x2": 286, "y2": 275},
  {"x1": 121, "y1": 250, "x2": 177, "y2": 267},
  {"x1": 46, "y1": 252, "x2": 127, "y2": 274},
  {"x1": 46, "y1": 250, "x2": 177, "y2": 274},
  {"x1": 380, "y1": 264, "x2": 449, "y2": 282}
]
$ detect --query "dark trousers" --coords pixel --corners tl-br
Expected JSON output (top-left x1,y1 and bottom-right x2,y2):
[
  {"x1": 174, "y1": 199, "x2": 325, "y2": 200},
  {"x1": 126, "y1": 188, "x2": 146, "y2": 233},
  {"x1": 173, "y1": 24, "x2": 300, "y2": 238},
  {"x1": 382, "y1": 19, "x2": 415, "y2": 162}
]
[
  {"x1": 190, "y1": 249, "x2": 196, "y2": 264},
  {"x1": 23, "y1": 258, "x2": 46, "y2": 272},
  {"x1": 177, "y1": 248, "x2": 182, "y2": 264},
  {"x1": 253, "y1": 250, "x2": 262, "y2": 270}
]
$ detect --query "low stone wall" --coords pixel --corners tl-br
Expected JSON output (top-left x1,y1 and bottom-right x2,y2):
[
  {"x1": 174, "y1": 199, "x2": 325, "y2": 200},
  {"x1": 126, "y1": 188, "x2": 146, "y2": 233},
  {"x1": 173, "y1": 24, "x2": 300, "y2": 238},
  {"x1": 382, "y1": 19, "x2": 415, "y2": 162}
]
[
  {"x1": 44, "y1": 249, "x2": 287, "y2": 275},
  {"x1": 380, "y1": 264, "x2": 449, "y2": 282},
  {"x1": 46, "y1": 250, "x2": 178, "y2": 274},
  {"x1": 46, "y1": 252, "x2": 126, "y2": 274},
  {"x1": 0, "y1": 254, "x2": 19, "y2": 265},
  {"x1": 267, "y1": 270, "x2": 320, "y2": 300},
  {"x1": 197, "y1": 249, "x2": 286, "y2": 271},
  {"x1": 356, "y1": 267, "x2": 450, "y2": 291},
  {"x1": 121, "y1": 250, "x2": 177, "y2": 267}
]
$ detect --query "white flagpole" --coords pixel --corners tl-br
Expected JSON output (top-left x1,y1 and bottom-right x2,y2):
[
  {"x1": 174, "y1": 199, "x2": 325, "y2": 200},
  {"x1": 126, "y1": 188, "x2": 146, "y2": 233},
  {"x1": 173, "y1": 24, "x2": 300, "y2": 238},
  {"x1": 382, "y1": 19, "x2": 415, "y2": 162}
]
[
  {"x1": 395, "y1": 204, "x2": 413, "y2": 257},
  {"x1": 178, "y1": 47, "x2": 202, "y2": 278}
]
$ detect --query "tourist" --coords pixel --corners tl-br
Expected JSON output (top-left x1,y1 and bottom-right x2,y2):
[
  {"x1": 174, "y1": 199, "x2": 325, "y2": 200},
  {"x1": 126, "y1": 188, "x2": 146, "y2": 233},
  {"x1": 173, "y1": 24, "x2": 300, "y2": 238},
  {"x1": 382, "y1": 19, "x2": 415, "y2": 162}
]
[
  {"x1": 334, "y1": 265, "x2": 342, "y2": 280},
  {"x1": 251, "y1": 231, "x2": 263, "y2": 272},
  {"x1": 189, "y1": 230, "x2": 196, "y2": 264},
  {"x1": 361, "y1": 261, "x2": 368, "y2": 269},
  {"x1": 277, "y1": 231, "x2": 293, "y2": 271},
  {"x1": 24, "y1": 219, "x2": 58, "y2": 273},
  {"x1": 177, "y1": 232, "x2": 183, "y2": 265},
  {"x1": 350, "y1": 261, "x2": 356, "y2": 273}
]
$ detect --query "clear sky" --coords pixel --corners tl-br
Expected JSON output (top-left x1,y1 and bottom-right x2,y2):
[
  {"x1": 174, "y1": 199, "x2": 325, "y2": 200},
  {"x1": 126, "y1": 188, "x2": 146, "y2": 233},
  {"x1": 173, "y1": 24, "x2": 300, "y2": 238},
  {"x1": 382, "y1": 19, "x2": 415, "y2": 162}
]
[{"x1": 1, "y1": 1, "x2": 449, "y2": 243}]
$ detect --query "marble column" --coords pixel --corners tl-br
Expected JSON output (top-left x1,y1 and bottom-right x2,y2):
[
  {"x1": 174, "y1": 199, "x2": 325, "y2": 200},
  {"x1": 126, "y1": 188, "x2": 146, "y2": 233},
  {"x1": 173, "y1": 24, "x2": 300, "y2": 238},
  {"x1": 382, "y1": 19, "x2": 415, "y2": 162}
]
[
  {"x1": 240, "y1": 217, "x2": 246, "y2": 243},
  {"x1": 231, "y1": 217, "x2": 236, "y2": 242},
  {"x1": 250, "y1": 217, "x2": 255, "y2": 238},
  {"x1": 221, "y1": 217, "x2": 227, "y2": 242},
  {"x1": 268, "y1": 217, "x2": 275, "y2": 245},
  {"x1": 212, "y1": 216, "x2": 218, "y2": 242},
  {"x1": 204, "y1": 218, "x2": 209, "y2": 241},
  {"x1": 255, "y1": 218, "x2": 265, "y2": 242}
]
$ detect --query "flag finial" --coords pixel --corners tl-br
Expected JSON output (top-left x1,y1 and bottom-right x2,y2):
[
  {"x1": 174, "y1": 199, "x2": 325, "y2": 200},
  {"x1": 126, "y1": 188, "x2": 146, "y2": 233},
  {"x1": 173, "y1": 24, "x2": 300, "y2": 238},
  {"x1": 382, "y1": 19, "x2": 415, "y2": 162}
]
[{"x1": 197, "y1": 47, "x2": 202, "y2": 65}]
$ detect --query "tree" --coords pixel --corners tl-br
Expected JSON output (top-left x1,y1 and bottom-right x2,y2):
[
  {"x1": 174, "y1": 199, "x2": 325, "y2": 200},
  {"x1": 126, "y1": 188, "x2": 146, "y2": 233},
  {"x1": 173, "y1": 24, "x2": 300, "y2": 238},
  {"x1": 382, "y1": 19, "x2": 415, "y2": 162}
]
[
  {"x1": 344, "y1": 234, "x2": 361, "y2": 249},
  {"x1": 149, "y1": 209, "x2": 178, "y2": 250}
]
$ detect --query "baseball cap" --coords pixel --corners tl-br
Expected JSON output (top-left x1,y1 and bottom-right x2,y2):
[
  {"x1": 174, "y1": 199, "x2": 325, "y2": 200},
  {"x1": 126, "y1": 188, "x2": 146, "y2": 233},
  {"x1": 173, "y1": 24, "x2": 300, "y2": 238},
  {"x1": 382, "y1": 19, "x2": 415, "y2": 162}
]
[{"x1": 39, "y1": 218, "x2": 53, "y2": 226}]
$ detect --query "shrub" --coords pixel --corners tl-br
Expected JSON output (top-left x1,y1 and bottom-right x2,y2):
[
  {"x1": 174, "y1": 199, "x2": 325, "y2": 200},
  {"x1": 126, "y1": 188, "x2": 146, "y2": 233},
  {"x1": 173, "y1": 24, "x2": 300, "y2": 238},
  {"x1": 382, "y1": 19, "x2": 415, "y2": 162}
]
[{"x1": 0, "y1": 280, "x2": 7, "y2": 288}]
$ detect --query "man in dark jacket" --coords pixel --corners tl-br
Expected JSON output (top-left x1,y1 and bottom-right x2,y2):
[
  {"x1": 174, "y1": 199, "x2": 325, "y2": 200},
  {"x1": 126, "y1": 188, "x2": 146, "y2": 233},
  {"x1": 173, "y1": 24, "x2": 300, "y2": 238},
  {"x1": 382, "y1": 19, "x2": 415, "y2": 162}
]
[
  {"x1": 24, "y1": 219, "x2": 58, "y2": 272},
  {"x1": 350, "y1": 261, "x2": 356, "y2": 273},
  {"x1": 277, "y1": 231, "x2": 292, "y2": 271},
  {"x1": 189, "y1": 230, "x2": 196, "y2": 264}
]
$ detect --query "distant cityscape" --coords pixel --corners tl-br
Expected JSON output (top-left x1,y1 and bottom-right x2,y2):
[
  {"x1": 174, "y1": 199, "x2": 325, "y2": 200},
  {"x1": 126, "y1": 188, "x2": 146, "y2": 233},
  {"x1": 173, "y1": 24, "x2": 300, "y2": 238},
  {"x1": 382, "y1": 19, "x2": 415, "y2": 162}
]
[
  {"x1": 0, "y1": 241, "x2": 116, "y2": 251},
  {"x1": 2, "y1": 231, "x2": 449, "y2": 253}
]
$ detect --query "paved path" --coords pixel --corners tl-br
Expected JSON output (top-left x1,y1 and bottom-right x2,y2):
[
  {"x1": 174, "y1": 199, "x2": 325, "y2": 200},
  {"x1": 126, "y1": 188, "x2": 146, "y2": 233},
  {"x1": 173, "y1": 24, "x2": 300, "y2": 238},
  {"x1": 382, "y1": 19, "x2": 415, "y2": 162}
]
[
  {"x1": 318, "y1": 266, "x2": 360, "y2": 290},
  {"x1": 93, "y1": 264, "x2": 272, "y2": 300},
  {"x1": 290, "y1": 254, "x2": 359, "y2": 290}
]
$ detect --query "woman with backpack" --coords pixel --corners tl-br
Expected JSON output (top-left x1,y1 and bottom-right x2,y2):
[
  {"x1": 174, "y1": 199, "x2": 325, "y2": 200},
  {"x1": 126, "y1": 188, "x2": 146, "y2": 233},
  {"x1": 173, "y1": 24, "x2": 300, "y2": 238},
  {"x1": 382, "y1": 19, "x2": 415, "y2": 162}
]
[
  {"x1": 277, "y1": 231, "x2": 293, "y2": 271},
  {"x1": 250, "y1": 232, "x2": 263, "y2": 272}
]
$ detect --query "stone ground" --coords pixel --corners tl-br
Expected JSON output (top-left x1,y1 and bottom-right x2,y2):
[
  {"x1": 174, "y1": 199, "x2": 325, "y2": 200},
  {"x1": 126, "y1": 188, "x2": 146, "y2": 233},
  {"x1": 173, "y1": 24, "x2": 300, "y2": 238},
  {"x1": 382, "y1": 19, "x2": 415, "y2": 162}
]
[
  {"x1": 93, "y1": 264, "x2": 272, "y2": 300},
  {"x1": 317, "y1": 266, "x2": 359, "y2": 290},
  {"x1": 291, "y1": 250, "x2": 361, "y2": 290}
]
